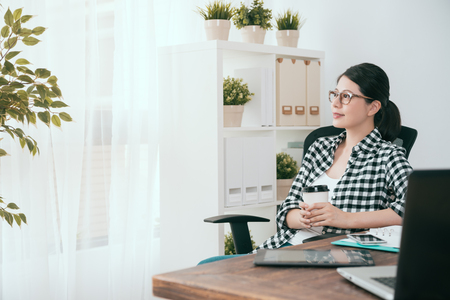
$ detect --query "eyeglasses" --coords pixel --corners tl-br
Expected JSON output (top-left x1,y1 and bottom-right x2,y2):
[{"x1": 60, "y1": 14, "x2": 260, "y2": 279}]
[{"x1": 328, "y1": 90, "x2": 374, "y2": 105}]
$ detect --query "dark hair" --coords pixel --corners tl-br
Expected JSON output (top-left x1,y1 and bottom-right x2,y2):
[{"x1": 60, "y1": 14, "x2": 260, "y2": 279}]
[{"x1": 338, "y1": 63, "x2": 401, "y2": 142}]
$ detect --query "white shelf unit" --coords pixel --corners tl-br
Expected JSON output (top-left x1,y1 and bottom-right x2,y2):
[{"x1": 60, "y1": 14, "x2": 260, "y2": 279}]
[{"x1": 159, "y1": 40, "x2": 325, "y2": 272}]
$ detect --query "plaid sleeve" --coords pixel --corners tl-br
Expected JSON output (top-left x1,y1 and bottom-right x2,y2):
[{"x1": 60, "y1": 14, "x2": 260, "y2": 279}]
[{"x1": 384, "y1": 146, "x2": 413, "y2": 217}]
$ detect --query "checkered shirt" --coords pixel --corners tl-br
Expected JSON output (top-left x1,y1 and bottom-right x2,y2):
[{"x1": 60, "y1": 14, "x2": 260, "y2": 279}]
[{"x1": 255, "y1": 128, "x2": 413, "y2": 252}]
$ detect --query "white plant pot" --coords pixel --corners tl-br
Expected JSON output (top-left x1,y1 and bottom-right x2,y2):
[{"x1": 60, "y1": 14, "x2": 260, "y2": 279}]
[
  {"x1": 277, "y1": 178, "x2": 294, "y2": 200},
  {"x1": 276, "y1": 30, "x2": 300, "y2": 48},
  {"x1": 204, "y1": 20, "x2": 231, "y2": 41},
  {"x1": 223, "y1": 105, "x2": 244, "y2": 127},
  {"x1": 240, "y1": 26, "x2": 266, "y2": 44}
]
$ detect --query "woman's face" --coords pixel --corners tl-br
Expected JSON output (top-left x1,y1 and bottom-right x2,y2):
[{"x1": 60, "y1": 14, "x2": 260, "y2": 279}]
[{"x1": 331, "y1": 76, "x2": 379, "y2": 130}]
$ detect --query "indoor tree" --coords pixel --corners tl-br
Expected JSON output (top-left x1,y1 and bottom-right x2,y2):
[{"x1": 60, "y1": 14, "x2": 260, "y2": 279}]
[{"x1": 0, "y1": 7, "x2": 72, "y2": 227}]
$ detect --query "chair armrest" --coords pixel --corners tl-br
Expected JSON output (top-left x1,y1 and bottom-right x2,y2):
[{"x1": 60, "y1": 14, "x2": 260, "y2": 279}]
[
  {"x1": 204, "y1": 214, "x2": 270, "y2": 224},
  {"x1": 204, "y1": 214, "x2": 270, "y2": 254}
]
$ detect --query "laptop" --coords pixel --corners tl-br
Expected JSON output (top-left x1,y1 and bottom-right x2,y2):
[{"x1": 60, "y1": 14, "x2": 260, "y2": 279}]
[{"x1": 337, "y1": 169, "x2": 450, "y2": 300}]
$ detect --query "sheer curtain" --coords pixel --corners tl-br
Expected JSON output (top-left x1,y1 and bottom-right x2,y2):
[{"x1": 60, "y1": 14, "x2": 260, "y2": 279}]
[{"x1": 0, "y1": 0, "x2": 159, "y2": 299}]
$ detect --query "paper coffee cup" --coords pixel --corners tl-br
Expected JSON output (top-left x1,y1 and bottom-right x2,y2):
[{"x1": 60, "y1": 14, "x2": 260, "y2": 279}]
[{"x1": 302, "y1": 185, "x2": 329, "y2": 206}]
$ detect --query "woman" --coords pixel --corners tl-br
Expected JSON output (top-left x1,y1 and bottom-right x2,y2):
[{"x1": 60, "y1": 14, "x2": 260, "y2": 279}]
[{"x1": 256, "y1": 62, "x2": 412, "y2": 250}]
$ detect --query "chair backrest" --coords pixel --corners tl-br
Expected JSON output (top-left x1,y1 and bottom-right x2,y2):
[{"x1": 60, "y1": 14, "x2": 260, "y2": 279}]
[{"x1": 302, "y1": 125, "x2": 418, "y2": 159}]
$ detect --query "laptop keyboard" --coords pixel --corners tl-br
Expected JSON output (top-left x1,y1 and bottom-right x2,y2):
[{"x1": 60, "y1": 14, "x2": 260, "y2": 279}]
[{"x1": 372, "y1": 276, "x2": 396, "y2": 289}]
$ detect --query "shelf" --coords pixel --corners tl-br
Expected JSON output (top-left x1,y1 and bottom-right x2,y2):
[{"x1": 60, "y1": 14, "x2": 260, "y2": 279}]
[{"x1": 159, "y1": 40, "x2": 325, "y2": 60}]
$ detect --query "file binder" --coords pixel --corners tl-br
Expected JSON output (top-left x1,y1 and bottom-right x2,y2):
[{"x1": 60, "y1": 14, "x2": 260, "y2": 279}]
[
  {"x1": 258, "y1": 137, "x2": 275, "y2": 203},
  {"x1": 243, "y1": 137, "x2": 259, "y2": 205},
  {"x1": 306, "y1": 60, "x2": 321, "y2": 126},
  {"x1": 276, "y1": 58, "x2": 306, "y2": 126},
  {"x1": 224, "y1": 138, "x2": 243, "y2": 207}
]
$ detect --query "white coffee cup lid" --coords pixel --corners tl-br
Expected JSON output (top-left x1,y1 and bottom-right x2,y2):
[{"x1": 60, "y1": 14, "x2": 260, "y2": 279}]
[{"x1": 303, "y1": 185, "x2": 329, "y2": 193}]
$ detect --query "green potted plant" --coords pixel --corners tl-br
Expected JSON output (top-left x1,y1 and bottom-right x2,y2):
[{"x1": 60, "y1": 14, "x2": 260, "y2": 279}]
[
  {"x1": 0, "y1": 7, "x2": 72, "y2": 227},
  {"x1": 223, "y1": 76, "x2": 254, "y2": 127},
  {"x1": 195, "y1": 0, "x2": 236, "y2": 41},
  {"x1": 224, "y1": 231, "x2": 256, "y2": 255},
  {"x1": 232, "y1": 0, "x2": 272, "y2": 44},
  {"x1": 274, "y1": 9, "x2": 306, "y2": 47},
  {"x1": 276, "y1": 152, "x2": 299, "y2": 200}
]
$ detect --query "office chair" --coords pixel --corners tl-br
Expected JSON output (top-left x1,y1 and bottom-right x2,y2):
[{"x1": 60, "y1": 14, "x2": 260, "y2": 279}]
[{"x1": 205, "y1": 125, "x2": 418, "y2": 253}]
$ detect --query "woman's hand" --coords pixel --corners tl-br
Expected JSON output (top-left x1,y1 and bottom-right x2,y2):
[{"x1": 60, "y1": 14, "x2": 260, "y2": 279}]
[
  {"x1": 305, "y1": 202, "x2": 349, "y2": 228},
  {"x1": 285, "y1": 203, "x2": 313, "y2": 229}
]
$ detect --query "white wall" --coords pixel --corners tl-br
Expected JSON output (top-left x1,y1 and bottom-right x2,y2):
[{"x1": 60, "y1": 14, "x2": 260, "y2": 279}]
[{"x1": 157, "y1": 0, "x2": 450, "y2": 169}]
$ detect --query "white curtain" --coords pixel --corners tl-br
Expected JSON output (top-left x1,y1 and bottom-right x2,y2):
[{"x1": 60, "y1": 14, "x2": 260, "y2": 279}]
[{"x1": 0, "y1": 0, "x2": 159, "y2": 299}]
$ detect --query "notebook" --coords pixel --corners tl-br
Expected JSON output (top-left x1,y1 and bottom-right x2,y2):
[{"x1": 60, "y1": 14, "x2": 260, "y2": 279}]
[
  {"x1": 331, "y1": 225, "x2": 402, "y2": 252},
  {"x1": 337, "y1": 169, "x2": 450, "y2": 300}
]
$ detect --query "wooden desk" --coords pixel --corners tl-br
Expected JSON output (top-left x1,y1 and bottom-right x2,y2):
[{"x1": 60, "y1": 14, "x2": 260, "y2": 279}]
[{"x1": 153, "y1": 235, "x2": 398, "y2": 300}]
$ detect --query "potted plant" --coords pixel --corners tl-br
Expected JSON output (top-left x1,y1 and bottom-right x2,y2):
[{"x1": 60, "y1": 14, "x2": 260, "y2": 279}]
[
  {"x1": 195, "y1": 0, "x2": 235, "y2": 41},
  {"x1": 223, "y1": 76, "x2": 254, "y2": 127},
  {"x1": 276, "y1": 152, "x2": 299, "y2": 200},
  {"x1": 274, "y1": 9, "x2": 306, "y2": 47},
  {"x1": 232, "y1": 0, "x2": 272, "y2": 44},
  {"x1": 0, "y1": 7, "x2": 72, "y2": 227}
]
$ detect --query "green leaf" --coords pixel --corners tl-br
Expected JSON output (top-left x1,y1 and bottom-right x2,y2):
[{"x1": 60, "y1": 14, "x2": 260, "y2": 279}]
[
  {"x1": 51, "y1": 115, "x2": 61, "y2": 127},
  {"x1": 59, "y1": 112, "x2": 73, "y2": 122},
  {"x1": 4, "y1": 60, "x2": 15, "y2": 73},
  {"x1": 51, "y1": 86, "x2": 62, "y2": 97},
  {"x1": 19, "y1": 137, "x2": 26, "y2": 148},
  {"x1": 17, "y1": 75, "x2": 33, "y2": 83},
  {"x1": 35, "y1": 68, "x2": 51, "y2": 79},
  {"x1": 18, "y1": 27, "x2": 32, "y2": 37},
  {"x1": 13, "y1": 214, "x2": 22, "y2": 227},
  {"x1": 10, "y1": 82, "x2": 24, "y2": 89},
  {"x1": 4, "y1": 211, "x2": 13, "y2": 226},
  {"x1": 18, "y1": 66, "x2": 34, "y2": 76},
  {"x1": 38, "y1": 111, "x2": 50, "y2": 125},
  {"x1": 15, "y1": 58, "x2": 31, "y2": 65},
  {"x1": 6, "y1": 202, "x2": 20, "y2": 210},
  {"x1": 0, "y1": 77, "x2": 9, "y2": 85},
  {"x1": 26, "y1": 112, "x2": 36, "y2": 124},
  {"x1": 14, "y1": 128, "x2": 25, "y2": 138},
  {"x1": 13, "y1": 8, "x2": 23, "y2": 21},
  {"x1": 0, "y1": 210, "x2": 4, "y2": 219},
  {"x1": 0, "y1": 148, "x2": 8, "y2": 157},
  {"x1": 5, "y1": 51, "x2": 21, "y2": 60},
  {"x1": 36, "y1": 84, "x2": 46, "y2": 100},
  {"x1": 47, "y1": 76, "x2": 58, "y2": 86},
  {"x1": 50, "y1": 101, "x2": 68, "y2": 108},
  {"x1": 12, "y1": 20, "x2": 21, "y2": 34},
  {"x1": 22, "y1": 36, "x2": 40, "y2": 46},
  {"x1": 1, "y1": 25, "x2": 10, "y2": 37},
  {"x1": 19, "y1": 213, "x2": 27, "y2": 224},
  {"x1": 4, "y1": 9, "x2": 14, "y2": 27},
  {"x1": 26, "y1": 138, "x2": 34, "y2": 151},
  {"x1": 32, "y1": 26, "x2": 46, "y2": 35},
  {"x1": 4, "y1": 36, "x2": 18, "y2": 49},
  {"x1": 20, "y1": 15, "x2": 33, "y2": 23}
]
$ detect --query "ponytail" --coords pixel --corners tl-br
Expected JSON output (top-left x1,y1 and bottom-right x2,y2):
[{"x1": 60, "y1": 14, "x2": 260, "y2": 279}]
[
  {"x1": 375, "y1": 100, "x2": 401, "y2": 142},
  {"x1": 338, "y1": 63, "x2": 402, "y2": 142}
]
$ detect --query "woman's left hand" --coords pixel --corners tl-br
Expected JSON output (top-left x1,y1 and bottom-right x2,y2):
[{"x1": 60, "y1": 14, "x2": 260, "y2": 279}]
[{"x1": 304, "y1": 202, "x2": 349, "y2": 228}]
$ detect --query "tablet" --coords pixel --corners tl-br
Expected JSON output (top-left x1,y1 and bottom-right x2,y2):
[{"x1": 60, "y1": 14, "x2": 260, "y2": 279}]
[{"x1": 253, "y1": 249, "x2": 375, "y2": 267}]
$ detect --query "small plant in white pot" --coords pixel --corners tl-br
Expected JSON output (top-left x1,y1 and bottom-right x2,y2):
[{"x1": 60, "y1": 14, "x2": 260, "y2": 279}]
[
  {"x1": 274, "y1": 9, "x2": 306, "y2": 47},
  {"x1": 223, "y1": 76, "x2": 254, "y2": 127},
  {"x1": 276, "y1": 152, "x2": 299, "y2": 200},
  {"x1": 196, "y1": 0, "x2": 236, "y2": 41},
  {"x1": 232, "y1": 0, "x2": 272, "y2": 44}
]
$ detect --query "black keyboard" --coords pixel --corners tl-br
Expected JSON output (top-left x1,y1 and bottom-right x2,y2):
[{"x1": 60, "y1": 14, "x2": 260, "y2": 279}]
[{"x1": 372, "y1": 276, "x2": 396, "y2": 289}]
